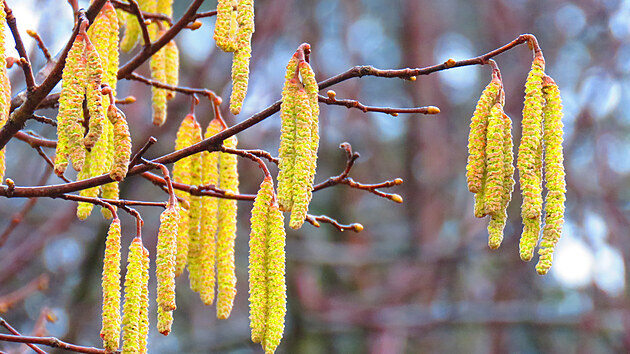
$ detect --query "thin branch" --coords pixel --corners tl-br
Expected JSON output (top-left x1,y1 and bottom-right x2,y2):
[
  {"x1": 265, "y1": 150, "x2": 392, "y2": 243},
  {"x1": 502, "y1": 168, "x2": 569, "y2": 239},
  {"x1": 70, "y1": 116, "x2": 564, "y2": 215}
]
[
  {"x1": 0, "y1": 333, "x2": 111, "y2": 354},
  {"x1": 129, "y1": 136, "x2": 157, "y2": 168},
  {"x1": 141, "y1": 171, "x2": 256, "y2": 201},
  {"x1": 221, "y1": 146, "x2": 271, "y2": 179},
  {"x1": 319, "y1": 94, "x2": 440, "y2": 116},
  {"x1": 127, "y1": 72, "x2": 218, "y2": 100},
  {"x1": 0, "y1": 317, "x2": 47, "y2": 354},
  {"x1": 58, "y1": 193, "x2": 164, "y2": 210},
  {"x1": 110, "y1": 0, "x2": 172, "y2": 25},
  {"x1": 241, "y1": 149, "x2": 279, "y2": 165},
  {"x1": 193, "y1": 10, "x2": 218, "y2": 20},
  {"x1": 31, "y1": 114, "x2": 56, "y2": 127},
  {"x1": 26, "y1": 29, "x2": 52, "y2": 62},
  {"x1": 15, "y1": 131, "x2": 56, "y2": 148},
  {"x1": 0, "y1": 274, "x2": 49, "y2": 314},
  {"x1": 305, "y1": 214, "x2": 363, "y2": 232},
  {"x1": 3, "y1": 1, "x2": 36, "y2": 90},
  {"x1": 139, "y1": 158, "x2": 176, "y2": 206}
]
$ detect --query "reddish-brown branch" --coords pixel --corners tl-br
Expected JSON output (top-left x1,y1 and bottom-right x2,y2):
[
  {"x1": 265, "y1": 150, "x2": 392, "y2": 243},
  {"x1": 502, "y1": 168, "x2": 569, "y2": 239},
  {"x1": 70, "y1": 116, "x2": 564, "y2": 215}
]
[
  {"x1": 129, "y1": 136, "x2": 157, "y2": 168},
  {"x1": 141, "y1": 171, "x2": 256, "y2": 201},
  {"x1": 305, "y1": 214, "x2": 363, "y2": 232},
  {"x1": 0, "y1": 317, "x2": 47, "y2": 354},
  {"x1": 4, "y1": 1, "x2": 36, "y2": 90},
  {"x1": 26, "y1": 29, "x2": 52, "y2": 61},
  {"x1": 0, "y1": 333, "x2": 111, "y2": 354},
  {"x1": 319, "y1": 94, "x2": 440, "y2": 116},
  {"x1": 242, "y1": 149, "x2": 279, "y2": 165},
  {"x1": 15, "y1": 131, "x2": 57, "y2": 148},
  {"x1": 139, "y1": 158, "x2": 176, "y2": 206},
  {"x1": 221, "y1": 147, "x2": 271, "y2": 179},
  {"x1": 127, "y1": 0, "x2": 151, "y2": 48},
  {"x1": 110, "y1": 0, "x2": 172, "y2": 25},
  {"x1": 193, "y1": 10, "x2": 218, "y2": 20},
  {"x1": 0, "y1": 274, "x2": 49, "y2": 313},
  {"x1": 127, "y1": 72, "x2": 218, "y2": 100}
]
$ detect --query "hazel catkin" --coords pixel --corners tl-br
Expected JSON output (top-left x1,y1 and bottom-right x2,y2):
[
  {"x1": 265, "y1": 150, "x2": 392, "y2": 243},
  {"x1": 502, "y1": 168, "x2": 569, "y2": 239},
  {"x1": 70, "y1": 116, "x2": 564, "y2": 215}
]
[
  {"x1": 100, "y1": 217, "x2": 122, "y2": 351},
  {"x1": 216, "y1": 136, "x2": 239, "y2": 320},
  {"x1": 0, "y1": 0, "x2": 10, "y2": 182},
  {"x1": 151, "y1": 28, "x2": 168, "y2": 126},
  {"x1": 122, "y1": 238, "x2": 144, "y2": 353},
  {"x1": 156, "y1": 205, "x2": 179, "y2": 312},
  {"x1": 536, "y1": 76, "x2": 566, "y2": 275},
  {"x1": 107, "y1": 105, "x2": 132, "y2": 182},
  {"x1": 184, "y1": 119, "x2": 204, "y2": 294}
]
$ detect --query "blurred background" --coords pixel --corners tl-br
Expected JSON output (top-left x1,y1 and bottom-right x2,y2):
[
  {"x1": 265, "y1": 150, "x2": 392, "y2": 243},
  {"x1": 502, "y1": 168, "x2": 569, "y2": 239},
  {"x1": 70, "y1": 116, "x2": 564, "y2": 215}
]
[{"x1": 1, "y1": 0, "x2": 629, "y2": 353}]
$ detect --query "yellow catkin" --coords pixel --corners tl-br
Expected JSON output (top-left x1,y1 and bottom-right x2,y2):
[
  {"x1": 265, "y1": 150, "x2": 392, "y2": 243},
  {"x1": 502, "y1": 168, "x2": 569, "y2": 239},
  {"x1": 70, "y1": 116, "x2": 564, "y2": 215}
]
[
  {"x1": 101, "y1": 181, "x2": 119, "y2": 219},
  {"x1": 487, "y1": 111, "x2": 515, "y2": 249},
  {"x1": 276, "y1": 56, "x2": 299, "y2": 211},
  {"x1": 466, "y1": 80, "x2": 501, "y2": 194},
  {"x1": 120, "y1": 12, "x2": 140, "y2": 52},
  {"x1": 76, "y1": 154, "x2": 99, "y2": 220},
  {"x1": 165, "y1": 40, "x2": 179, "y2": 101},
  {"x1": 262, "y1": 203, "x2": 287, "y2": 353},
  {"x1": 185, "y1": 119, "x2": 204, "y2": 294},
  {"x1": 483, "y1": 103, "x2": 506, "y2": 216},
  {"x1": 249, "y1": 177, "x2": 274, "y2": 343},
  {"x1": 536, "y1": 77, "x2": 566, "y2": 275},
  {"x1": 157, "y1": 0, "x2": 173, "y2": 16},
  {"x1": 138, "y1": 246, "x2": 150, "y2": 354},
  {"x1": 107, "y1": 105, "x2": 132, "y2": 181},
  {"x1": 172, "y1": 114, "x2": 196, "y2": 276},
  {"x1": 518, "y1": 57, "x2": 545, "y2": 220},
  {"x1": 151, "y1": 29, "x2": 168, "y2": 126},
  {"x1": 156, "y1": 205, "x2": 179, "y2": 312},
  {"x1": 83, "y1": 34, "x2": 105, "y2": 150},
  {"x1": 288, "y1": 88, "x2": 314, "y2": 229},
  {"x1": 55, "y1": 33, "x2": 87, "y2": 175},
  {"x1": 229, "y1": 0, "x2": 255, "y2": 114},
  {"x1": 214, "y1": 0, "x2": 238, "y2": 52},
  {"x1": 100, "y1": 217, "x2": 122, "y2": 351},
  {"x1": 174, "y1": 205, "x2": 189, "y2": 277},
  {"x1": 122, "y1": 238, "x2": 143, "y2": 354},
  {"x1": 0, "y1": 0, "x2": 10, "y2": 182},
  {"x1": 520, "y1": 216, "x2": 541, "y2": 261},
  {"x1": 198, "y1": 118, "x2": 223, "y2": 305},
  {"x1": 217, "y1": 136, "x2": 239, "y2": 319},
  {"x1": 298, "y1": 61, "x2": 320, "y2": 219}
]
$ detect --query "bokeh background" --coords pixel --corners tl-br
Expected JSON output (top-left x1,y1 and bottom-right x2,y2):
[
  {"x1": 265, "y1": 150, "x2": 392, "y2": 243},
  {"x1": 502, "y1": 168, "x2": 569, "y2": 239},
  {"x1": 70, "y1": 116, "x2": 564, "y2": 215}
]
[{"x1": 1, "y1": 0, "x2": 629, "y2": 353}]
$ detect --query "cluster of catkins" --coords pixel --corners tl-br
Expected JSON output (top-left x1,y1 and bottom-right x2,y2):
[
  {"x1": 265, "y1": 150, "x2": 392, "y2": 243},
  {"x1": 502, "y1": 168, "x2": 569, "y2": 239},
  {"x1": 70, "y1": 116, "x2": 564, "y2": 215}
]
[
  {"x1": 119, "y1": 0, "x2": 180, "y2": 125},
  {"x1": 54, "y1": 2, "x2": 132, "y2": 220},
  {"x1": 466, "y1": 53, "x2": 566, "y2": 275},
  {"x1": 277, "y1": 44, "x2": 320, "y2": 230},
  {"x1": 213, "y1": 0, "x2": 255, "y2": 115},
  {"x1": 0, "y1": 1, "x2": 10, "y2": 183}
]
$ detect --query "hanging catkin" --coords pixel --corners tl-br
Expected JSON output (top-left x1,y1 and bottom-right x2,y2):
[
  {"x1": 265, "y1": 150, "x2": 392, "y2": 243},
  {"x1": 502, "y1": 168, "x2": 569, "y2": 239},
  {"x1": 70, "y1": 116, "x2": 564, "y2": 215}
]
[
  {"x1": 165, "y1": 40, "x2": 179, "y2": 100},
  {"x1": 217, "y1": 136, "x2": 239, "y2": 319},
  {"x1": 138, "y1": 246, "x2": 150, "y2": 354},
  {"x1": 230, "y1": 0, "x2": 255, "y2": 114},
  {"x1": 122, "y1": 237, "x2": 145, "y2": 353},
  {"x1": 156, "y1": 205, "x2": 179, "y2": 313},
  {"x1": 83, "y1": 36, "x2": 105, "y2": 149},
  {"x1": 185, "y1": 119, "x2": 204, "y2": 294},
  {"x1": 172, "y1": 114, "x2": 197, "y2": 276},
  {"x1": 100, "y1": 217, "x2": 122, "y2": 351},
  {"x1": 197, "y1": 118, "x2": 223, "y2": 305},
  {"x1": 120, "y1": 0, "x2": 156, "y2": 52},
  {"x1": 277, "y1": 48, "x2": 320, "y2": 230},
  {"x1": 483, "y1": 103, "x2": 506, "y2": 216},
  {"x1": 518, "y1": 56, "x2": 545, "y2": 261},
  {"x1": 466, "y1": 79, "x2": 501, "y2": 195},
  {"x1": 535, "y1": 76, "x2": 566, "y2": 275},
  {"x1": 248, "y1": 177, "x2": 287, "y2": 353},
  {"x1": 151, "y1": 28, "x2": 168, "y2": 126},
  {"x1": 55, "y1": 32, "x2": 87, "y2": 175},
  {"x1": 214, "y1": 0, "x2": 238, "y2": 52},
  {"x1": 107, "y1": 105, "x2": 132, "y2": 181},
  {"x1": 0, "y1": 0, "x2": 10, "y2": 182}
]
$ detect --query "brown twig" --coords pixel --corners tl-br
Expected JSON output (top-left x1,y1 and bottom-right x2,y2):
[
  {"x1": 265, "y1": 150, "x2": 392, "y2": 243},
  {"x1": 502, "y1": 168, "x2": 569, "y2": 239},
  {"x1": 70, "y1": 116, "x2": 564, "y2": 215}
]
[
  {"x1": 0, "y1": 274, "x2": 49, "y2": 314},
  {"x1": 221, "y1": 146, "x2": 271, "y2": 179},
  {"x1": 110, "y1": 0, "x2": 172, "y2": 25},
  {"x1": 127, "y1": 0, "x2": 151, "y2": 48},
  {"x1": 31, "y1": 114, "x2": 56, "y2": 127},
  {"x1": 26, "y1": 29, "x2": 52, "y2": 62},
  {"x1": 319, "y1": 94, "x2": 440, "y2": 116},
  {"x1": 0, "y1": 317, "x2": 47, "y2": 354},
  {"x1": 127, "y1": 72, "x2": 218, "y2": 100},
  {"x1": 4, "y1": 1, "x2": 36, "y2": 91},
  {"x1": 241, "y1": 149, "x2": 279, "y2": 165},
  {"x1": 121, "y1": 206, "x2": 143, "y2": 238},
  {"x1": 0, "y1": 333, "x2": 111, "y2": 354},
  {"x1": 15, "y1": 131, "x2": 56, "y2": 148},
  {"x1": 305, "y1": 214, "x2": 363, "y2": 232},
  {"x1": 141, "y1": 171, "x2": 255, "y2": 201},
  {"x1": 129, "y1": 136, "x2": 157, "y2": 168},
  {"x1": 140, "y1": 158, "x2": 176, "y2": 206},
  {"x1": 193, "y1": 10, "x2": 218, "y2": 20}
]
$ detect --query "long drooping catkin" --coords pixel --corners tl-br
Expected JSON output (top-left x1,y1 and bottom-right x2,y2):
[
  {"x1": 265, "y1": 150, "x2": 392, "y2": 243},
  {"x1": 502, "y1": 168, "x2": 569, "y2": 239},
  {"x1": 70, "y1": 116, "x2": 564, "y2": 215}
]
[
  {"x1": 107, "y1": 105, "x2": 132, "y2": 181},
  {"x1": 151, "y1": 28, "x2": 168, "y2": 126},
  {"x1": 466, "y1": 80, "x2": 501, "y2": 194},
  {"x1": 185, "y1": 119, "x2": 204, "y2": 293},
  {"x1": 276, "y1": 56, "x2": 299, "y2": 211},
  {"x1": 483, "y1": 103, "x2": 506, "y2": 216},
  {"x1": 55, "y1": 33, "x2": 87, "y2": 175},
  {"x1": 518, "y1": 57, "x2": 545, "y2": 220},
  {"x1": 156, "y1": 205, "x2": 179, "y2": 312},
  {"x1": 197, "y1": 118, "x2": 223, "y2": 305},
  {"x1": 216, "y1": 136, "x2": 239, "y2": 319},
  {"x1": 83, "y1": 38, "x2": 105, "y2": 149},
  {"x1": 122, "y1": 237, "x2": 145, "y2": 353},
  {"x1": 138, "y1": 246, "x2": 150, "y2": 354},
  {"x1": 172, "y1": 114, "x2": 197, "y2": 276},
  {"x1": 165, "y1": 40, "x2": 179, "y2": 101},
  {"x1": 0, "y1": 0, "x2": 10, "y2": 182},
  {"x1": 536, "y1": 76, "x2": 566, "y2": 275},
  {"x1": 248, "y1": 177, "x2": 287, "y2": 352},
  {"x1": 214, "y1": 0, "x2": 238, "y2": 52},
  {"x1": 229, "y1": 0, "x2": 255, "y2": 114},
  {"x1": 100, "y1": 217, "x2": 122, "y2": 351}
]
